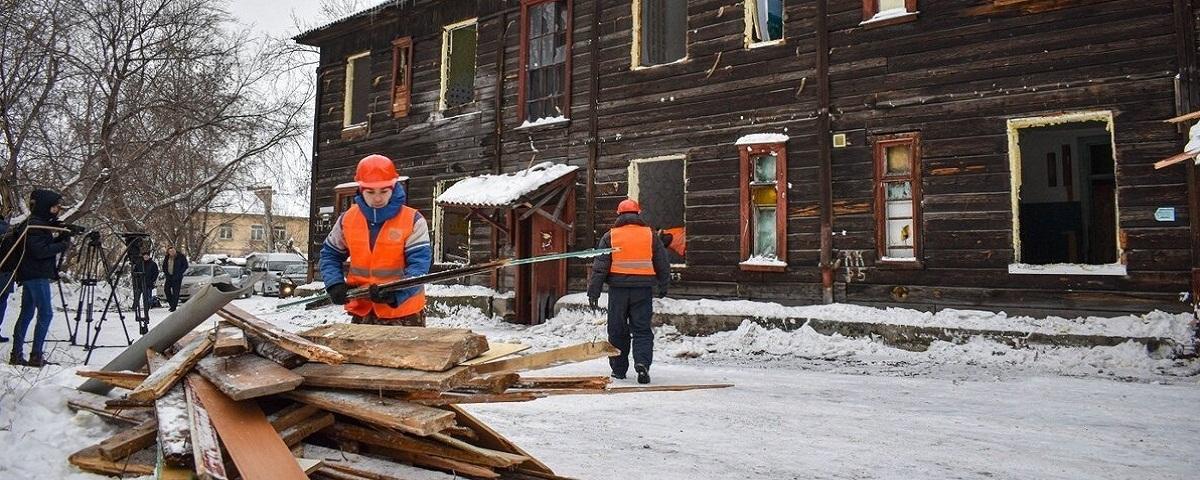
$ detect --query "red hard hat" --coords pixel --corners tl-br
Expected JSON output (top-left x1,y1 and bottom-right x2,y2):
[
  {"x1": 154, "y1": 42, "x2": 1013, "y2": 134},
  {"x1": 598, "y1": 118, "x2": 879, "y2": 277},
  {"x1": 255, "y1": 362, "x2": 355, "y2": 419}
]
[
  {"x1": 355, "y1": 154, "x2": 399, "y2": 189},
  {"x1": 617, "y1": 199, "x2": 640, "y2": 214}
]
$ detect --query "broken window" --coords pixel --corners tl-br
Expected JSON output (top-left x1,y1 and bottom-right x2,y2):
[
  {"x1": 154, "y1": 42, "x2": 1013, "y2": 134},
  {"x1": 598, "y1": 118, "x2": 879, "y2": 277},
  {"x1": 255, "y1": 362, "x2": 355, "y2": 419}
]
[
  {"x1": 628, "y1": 156, "x2": 687, "y2": 265},
  {"x1": 434, "y1": 179, "x2": 472, "y2": 265},
  {"x1": 391, "y1": 37, "x2": 412, "y2": 118},
  {"x1": 746, "y1": 0, "x2": 784, "y2": 45},
  {"x1": 739, "y1": 141, "x2": 788, "y2": 271},
  {"x1": 441, "y1": 20, "x2": 477, "y2": 110},
  {"x1": 1011, "y1": 116, "x2": 1119, "y2": 268},
  {"x1": 521, "y1": 0, "x2": 571, "y2": 122},
  {"x1": 343, "y1": 51, "x2": 371, "y2": 127},
  {"x1": 635, "y1": 0, "x2": 687, "y2": 67},
  {"x1": 863, "y1": 0, "x2": 917, "y2": 23},
  {"x1": 874, "y1": 132, "x2": 922, "y2": 263}
]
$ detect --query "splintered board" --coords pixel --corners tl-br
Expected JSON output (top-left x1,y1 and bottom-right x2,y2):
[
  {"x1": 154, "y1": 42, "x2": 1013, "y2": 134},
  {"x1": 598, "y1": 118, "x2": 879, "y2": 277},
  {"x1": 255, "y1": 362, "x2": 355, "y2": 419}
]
[
  {"x1": 194, "y1": 354, "x2": 304, "y2": 401},
  {"x1": 283, "y1": 389, "x2": 456, "y2": 436},
  {"x1": 190, "y1": 375, "x2": 309, "y2": 480},
  {"x1": 292, "y1": 362, "x2": 474, "y2": 392},
  {"x1": 299, "y1": 324, "x2": 488, "y2": 371}
]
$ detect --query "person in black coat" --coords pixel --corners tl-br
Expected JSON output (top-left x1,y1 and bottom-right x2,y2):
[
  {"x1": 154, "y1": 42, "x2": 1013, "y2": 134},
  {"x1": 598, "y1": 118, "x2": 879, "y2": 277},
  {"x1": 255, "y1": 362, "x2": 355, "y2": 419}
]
[
  {"x1": 132, "y1": 250, "x2": 158, "y2": 316},
  {"x1": 161, "y1": 246, "x2": 188, "y2": 311},
  {"x1": 10, "y1": 189, "x2": 72, "y2": 366},
  {"x1": 0, "y1": 218, "x2": 15, "y2": 343}
]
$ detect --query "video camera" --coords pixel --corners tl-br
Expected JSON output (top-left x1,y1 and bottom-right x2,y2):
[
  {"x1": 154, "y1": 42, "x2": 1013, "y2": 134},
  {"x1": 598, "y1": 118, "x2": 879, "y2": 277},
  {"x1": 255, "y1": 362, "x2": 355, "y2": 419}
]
[{"x1": 60, "y1": 223, "x2": 87, "y2": 235}]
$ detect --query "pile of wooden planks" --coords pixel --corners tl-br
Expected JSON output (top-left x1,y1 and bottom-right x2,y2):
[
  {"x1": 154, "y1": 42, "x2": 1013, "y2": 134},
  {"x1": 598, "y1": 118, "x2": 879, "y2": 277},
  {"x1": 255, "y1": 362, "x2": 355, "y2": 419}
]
[{"x1": 66, "y1": 304, "x2": 732, "y2": 479}]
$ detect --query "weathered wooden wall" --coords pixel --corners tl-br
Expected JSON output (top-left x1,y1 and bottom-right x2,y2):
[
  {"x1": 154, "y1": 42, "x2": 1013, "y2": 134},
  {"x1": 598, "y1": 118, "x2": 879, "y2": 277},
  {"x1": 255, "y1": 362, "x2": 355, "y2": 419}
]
[{"x1": 303, "y1": 0, "x2": 1194, "y2": 316}]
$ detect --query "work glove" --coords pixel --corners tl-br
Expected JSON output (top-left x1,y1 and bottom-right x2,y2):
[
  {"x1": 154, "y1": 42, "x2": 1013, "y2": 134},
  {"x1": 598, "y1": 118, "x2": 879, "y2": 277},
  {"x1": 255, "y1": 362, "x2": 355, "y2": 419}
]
[
  {"x1": 369, "y1": 284, "x2": 399, "y2": 307},
  {"x1": 326, "y1": 283, "x2": 349, "y2": 305},
  {"x1": 588, "y1": 296, "x2": 599, "y2": 309}
]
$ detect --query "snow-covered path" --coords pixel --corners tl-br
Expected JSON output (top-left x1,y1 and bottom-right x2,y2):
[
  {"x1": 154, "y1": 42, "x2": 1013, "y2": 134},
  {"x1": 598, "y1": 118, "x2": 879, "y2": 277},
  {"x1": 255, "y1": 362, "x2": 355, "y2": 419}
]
[{"x1": 0, "y1": 290, "x2": 1195, "y2": 479}]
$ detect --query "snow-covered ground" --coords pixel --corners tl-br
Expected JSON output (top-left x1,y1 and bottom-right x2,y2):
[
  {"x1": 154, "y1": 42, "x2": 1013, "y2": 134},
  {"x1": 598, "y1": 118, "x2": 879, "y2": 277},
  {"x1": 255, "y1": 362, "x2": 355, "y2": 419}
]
[{"x1": 0, "y1": 286, "x2": 1197, "y2": 479}]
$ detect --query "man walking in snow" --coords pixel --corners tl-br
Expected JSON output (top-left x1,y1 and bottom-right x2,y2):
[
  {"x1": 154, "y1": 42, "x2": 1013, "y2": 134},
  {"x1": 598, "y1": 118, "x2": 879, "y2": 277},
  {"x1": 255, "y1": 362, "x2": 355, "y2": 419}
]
[
  {"x1": 10, "y1": 189, "x2": 72, "y2": 367},
  {"x1": 320, "y1": 154, "x2": 432, "y2": 326},
  {"x1": 588, "y1": 199, "x2": 671, "y2": 384},
  {"x1": 161, "y1": 246, "x2": 188, "y2": 311}
]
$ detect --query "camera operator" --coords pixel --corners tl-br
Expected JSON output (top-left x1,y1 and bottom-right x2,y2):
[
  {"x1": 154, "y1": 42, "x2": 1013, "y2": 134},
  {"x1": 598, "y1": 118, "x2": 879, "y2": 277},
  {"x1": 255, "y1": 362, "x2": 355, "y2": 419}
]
[{"x1": 10, "y1": 189, "x2": 72, "y2": 367}]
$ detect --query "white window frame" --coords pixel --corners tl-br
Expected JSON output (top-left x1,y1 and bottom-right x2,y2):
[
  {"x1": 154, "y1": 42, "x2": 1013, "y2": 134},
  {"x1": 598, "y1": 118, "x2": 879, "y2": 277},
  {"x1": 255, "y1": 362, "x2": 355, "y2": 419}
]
[
  {"x1": 217, "y1": 224, "x2": 233, "y2": 241},
  {"x1": 744, "y1": 0, "x2": 785, "y2": 48},
  {"x1": 631, "y1": 0, "x2": 689, "y2": 69},
  {"x1": 250, "y1": 224, "x2": 265, "y2": 242},
  {"x1": 343, "y1": 51, "x2": 371, "y2": 128},
  {"x1": 439, "y1": 18, "x2": 479, "y2": 111},
  {"x1": 1005, "y1": 110, "x2": 1125, "y2": 276}
]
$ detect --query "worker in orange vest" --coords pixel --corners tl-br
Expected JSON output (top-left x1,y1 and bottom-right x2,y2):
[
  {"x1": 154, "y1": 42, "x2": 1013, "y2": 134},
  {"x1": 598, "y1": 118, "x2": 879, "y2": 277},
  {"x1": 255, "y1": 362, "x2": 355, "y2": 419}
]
[
  {"x1": 319, "y1": 154, "x2": 432, "y2": 326},
  {"x1": 587, "y1": 199, "x2": 671, "y2": 384}
]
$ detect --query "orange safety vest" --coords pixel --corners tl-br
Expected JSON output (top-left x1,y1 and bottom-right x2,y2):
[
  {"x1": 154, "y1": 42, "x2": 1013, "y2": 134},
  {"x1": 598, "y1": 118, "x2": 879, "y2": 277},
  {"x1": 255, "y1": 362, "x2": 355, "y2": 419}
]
[
  {"x1": 609, "y1": 224, "x2": 656, "y2": 275},
  {"x1": 342, "y1": 204, "x2": 426, "y2": 319}
]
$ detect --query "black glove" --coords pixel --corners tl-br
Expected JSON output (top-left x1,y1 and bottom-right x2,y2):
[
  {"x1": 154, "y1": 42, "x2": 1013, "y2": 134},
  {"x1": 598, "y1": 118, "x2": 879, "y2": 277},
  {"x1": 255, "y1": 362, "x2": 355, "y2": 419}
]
[
  {"x1": 326, "y1": 283, "x2": 349, "y2": 305},
  {"x1": 369, "y1": 284, "x2": 399, "y2": 307},
  {"x1": 588, "y1": 297, "x2": 599, "y2": 309}
]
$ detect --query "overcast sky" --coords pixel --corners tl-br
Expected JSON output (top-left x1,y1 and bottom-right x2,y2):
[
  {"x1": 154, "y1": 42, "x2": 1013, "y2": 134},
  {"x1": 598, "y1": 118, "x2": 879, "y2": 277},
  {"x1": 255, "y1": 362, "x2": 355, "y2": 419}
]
[{"x1": 226, "y1": 0, "x2": 326, "y2": 38}]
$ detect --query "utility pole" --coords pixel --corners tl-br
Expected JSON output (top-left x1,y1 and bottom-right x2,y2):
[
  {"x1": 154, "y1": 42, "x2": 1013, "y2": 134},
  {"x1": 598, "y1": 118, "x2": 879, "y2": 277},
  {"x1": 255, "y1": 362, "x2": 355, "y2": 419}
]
[{"x1": 251, "y1": 186, "x2": 275, "y2": 253}]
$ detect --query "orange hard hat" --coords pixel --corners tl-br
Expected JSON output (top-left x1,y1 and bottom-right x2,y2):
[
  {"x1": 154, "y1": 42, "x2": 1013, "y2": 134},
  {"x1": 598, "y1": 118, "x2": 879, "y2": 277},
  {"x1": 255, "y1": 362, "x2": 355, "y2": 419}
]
[
  {"x1": 617, "y1": 199, "x2": 640, "y2": 214},
  {"x1": 355, "y1": 154, "x2": 399, "y2": 189}
]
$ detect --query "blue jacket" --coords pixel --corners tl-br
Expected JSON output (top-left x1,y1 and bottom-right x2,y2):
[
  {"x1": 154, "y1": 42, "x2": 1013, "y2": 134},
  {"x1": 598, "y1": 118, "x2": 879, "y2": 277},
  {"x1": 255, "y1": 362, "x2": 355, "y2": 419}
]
[{"x1": 319, "y1": 184, "x2": 432, "y2": 306}]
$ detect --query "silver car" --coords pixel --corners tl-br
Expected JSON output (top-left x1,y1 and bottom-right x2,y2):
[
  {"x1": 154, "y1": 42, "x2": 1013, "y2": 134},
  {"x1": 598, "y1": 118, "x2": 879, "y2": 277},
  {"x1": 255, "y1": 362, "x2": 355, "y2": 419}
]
[{"x1": 158, "y1": 264, "x2": 234, "y2": 301}]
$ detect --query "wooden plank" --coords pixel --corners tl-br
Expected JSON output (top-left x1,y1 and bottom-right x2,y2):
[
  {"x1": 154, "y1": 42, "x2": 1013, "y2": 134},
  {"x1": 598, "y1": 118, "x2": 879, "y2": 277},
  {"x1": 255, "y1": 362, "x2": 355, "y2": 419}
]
[
  {"x1": 279, "y1": 412, "x2": 335, "y2": 448},
  {"x1": 456, "y1": 372, "x2": 520, "y2": 394},
  {"x1": 298, "y1": 458, "x2": 324, "y2": 474},
  {"x1": 1154, "y1": 150, "x2": 1198, "y2": 169},
  {"x1": 268, "y1": 404, "x2": 322, "y2": 433},
  {"x1": 446, "y1": 404, "x2": 555, "y2": 475},
  {"x1": 299, "y1": 323, "x2": 488, "y2": 371},
  {"x1": 459, "y1": 342, "x2": 530, "y2": 366},
  {"x1": 64, "y1": 389, "x2": 154, "y2": 425},
  {"x1": 293, "y1": 362, "x2": 474, "y2": 392},
  {"x1": 213, "y1": 325, "x2": 249, "y2": 357},
  {"x1": 326, "y1": 422, "x2": 527, "y2": 469},
  {"x1": 471, "y1": 341, "x2": 619, "y2": 375},
  {"x1": 408, "y1": 391, "x2": 544, "y2": 406},
  {"x1": 194, "y1": 354, "x2": 304, "y2": 401},
  {"x1": 185, "y1": 374, "x2": 229, "y2": 480},
  {"x1": 367, "y1": 446, "x2": 499, "y2": 478},
  {"x1": 147, "y1": 350, "x2": 193, "y2": 468},
  {"x1": 247, "y1": 331, "x2": 308, "y2": 368},
  {"x1": 512, "y1": 375, "x2": 612, "y2": 390},
  {"x1": 321, "y1": 461, "x2": 409, "y2": 480},
  {"x1": 1165, "y1": 110, "x2": 1200, "y2": 123},
  {"x1": 284, "y1": 389, "x2": 456, "y2": 436},
  {"x1": 68, "y1": 444, "x2": 155, "y2": 477},
  {"x1": 218, "y1": 304, "x2": 346, "y2": 364},
  {"x1": 97, "y1": 418, "x2": 157, "y2": 461},
  {"x1": 76, "y1": 369, "x2": 148, "y2": 390},
  {"x1": 520, "y1": 384, "x2": 735, "y2": 396},
  {"x1": 127, "y1": 333, "x2": 214, "y2": 402},
  {"x1": 190, "y1": 374, "x2": 309, "y2": 480}
]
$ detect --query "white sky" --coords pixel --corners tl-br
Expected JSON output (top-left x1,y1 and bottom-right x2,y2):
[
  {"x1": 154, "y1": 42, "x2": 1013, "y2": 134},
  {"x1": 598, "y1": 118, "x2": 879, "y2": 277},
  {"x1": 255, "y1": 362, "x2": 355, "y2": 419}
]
[{"x1": 225, "y1": 0, "x2": 326, "y2": 38}]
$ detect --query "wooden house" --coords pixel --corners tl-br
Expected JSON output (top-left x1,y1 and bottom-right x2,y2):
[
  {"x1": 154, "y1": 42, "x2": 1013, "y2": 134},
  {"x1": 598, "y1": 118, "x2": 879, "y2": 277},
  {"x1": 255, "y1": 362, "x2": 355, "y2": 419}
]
[{"x1": 296, "y1": 0, "x2": 1200, "y2": 322}]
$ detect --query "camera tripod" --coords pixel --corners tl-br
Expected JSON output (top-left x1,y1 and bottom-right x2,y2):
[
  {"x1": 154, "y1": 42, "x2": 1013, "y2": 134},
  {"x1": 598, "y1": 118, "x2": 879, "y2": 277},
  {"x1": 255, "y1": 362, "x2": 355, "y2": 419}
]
[{"x1": 65, "y1": 230, "x2": 136, "y2": 365}]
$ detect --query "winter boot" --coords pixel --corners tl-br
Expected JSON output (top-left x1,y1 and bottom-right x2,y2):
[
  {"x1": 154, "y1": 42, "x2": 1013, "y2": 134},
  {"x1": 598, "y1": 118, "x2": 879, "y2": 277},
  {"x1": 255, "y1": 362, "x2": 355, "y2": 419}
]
[
  {"x1": 635, "y1": 364, "x2": 650, "y2": 384},
  {"x1": 26, "y1": 353, "x2": 55, "y2": 368},
  {"x1": 8, "y1": 352, "x2": 25, "y2": 366},
  {"x1": 611, "y1": 371, "x2": 626, "y2": 380}
]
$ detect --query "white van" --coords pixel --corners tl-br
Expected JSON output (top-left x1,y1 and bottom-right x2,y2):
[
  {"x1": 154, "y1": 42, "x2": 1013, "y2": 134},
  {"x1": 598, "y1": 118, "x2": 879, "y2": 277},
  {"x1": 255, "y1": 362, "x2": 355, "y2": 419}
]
[{"x1": 245, "y1": 252, "x2": 307, "y2": 296}]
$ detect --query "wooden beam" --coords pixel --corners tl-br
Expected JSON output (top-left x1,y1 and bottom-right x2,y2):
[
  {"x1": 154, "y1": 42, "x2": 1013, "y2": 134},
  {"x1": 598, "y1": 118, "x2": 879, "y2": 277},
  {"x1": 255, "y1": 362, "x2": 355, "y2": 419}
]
[
  {"x1": 284, "y1": 389, "x2": 456, "y2": 436},
  {"x1": 293, "y1": 362, "x2": 474, "y2": 392},
  {"x1": 366, "y1": 445, "x2": 500, "y2": 478},
  {"x1": 298, "y1": 324, "x2": 488, "y2": 371},
  {"x1": 127, "y1": 333, "x2": 214, "y2": 402},
  {"x1": 408, "y1": 391, "x2": 544, "y2": 406},
  {"x1": 75, "y1": 369, "x2": 147, "y2": 390},
  {"x1": 456, "y1": 372, "x2": 520, "y2": 394},
  {"x1": 1166, "y1": 110, "x2": 1200, "y2": 123},
  {"x1": 64, "y1": 389, "x2": 153, "y2": 425},
  {"x1": 247, "y1": 331, "x2": 308, "y2": 368},
  {"x1": 268, "y1": 404, "x2": 322, "y2": 433},
  {"x1": 190, "y1": 374, "x2": 310, "y2": 480},
  {"x1": 218, "y1": 304, "x2": 346, "y2": 364},
  {"x1": 298, "y1": 458, "x2": 324, "y2": 474},
  {"x1": 68, "y1": 445, "x2": 155, "y2": 477},
  {"x1": 185, "y1": 374, "x2": 229, "y2": 480},
  {"x1": 147, "y1": 350, "x2": 193, "y2": 467},
  {"x1": 519, "y1": 383, "x2": 735, "y2": 396},
  {"x1": 97, "y1": 418, "x2": 157, "y2": 461},
  {"x1": 512, "y1": 375, "x2": 612, "y2": 390},
  {"x1": 321, "y1": 461, "x2": 411, "y2": 480},
  {"x1": 1154, "y1": 150, "x2": 1199, "y2": 169},
  {"x1": 213, "y1": 325, "x2": 249, "y2": 357},
  {"x1": 195, "y1": 353, "x2": 304, "y2": 401},
  {"x1": 518, "y1": 185, "x2": 568, "y2": 221},
  {"x1": 279, "y1": 412, "x2": 335, "y2": 448},
  {"x1": 446, "y1": 404, "x2": 555, "y2": 474},
  {"x1": 460, "y1": 342, "x2": 530, "y2": 366},
  {"x1": 470, "y1": 341, "x2": 619, "y2": 375},
  {"x1": 325, "y1": 422, "x2": 526, "y2": 469}
]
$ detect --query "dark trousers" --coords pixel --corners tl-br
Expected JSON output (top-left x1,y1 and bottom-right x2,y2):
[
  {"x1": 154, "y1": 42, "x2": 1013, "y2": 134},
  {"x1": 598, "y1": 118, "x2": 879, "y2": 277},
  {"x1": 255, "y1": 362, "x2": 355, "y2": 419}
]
[
  {"x1": 12, "y1": 278, "x2": 53, "y2": 357},
  {"x1": 352, "y1": 311, "x2": 426, "y2": 327},
  {"x1": 607, "y1": 286, "x2": 654, "y2": 375},
  {"x1": 165, "y1": 278, "x2": 182, "y2": 310},
  {"x1": 0, "y1": 270, "x2": 13, "y2": 331}
]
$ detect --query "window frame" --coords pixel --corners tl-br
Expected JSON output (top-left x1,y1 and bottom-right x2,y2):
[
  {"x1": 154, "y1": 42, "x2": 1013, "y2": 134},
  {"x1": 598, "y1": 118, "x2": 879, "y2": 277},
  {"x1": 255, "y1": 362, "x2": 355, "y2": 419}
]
[
  {"x1": 250, "y1": 224, "x2": 265, "y2": 242},
  {"x1": 744, "y1": 0, "x2": 786, "y2": 48},
  {"x1": 628, "y1": 154, "x2": 688, "y2": 268},
  {"x1": 861, "y1": 0, "x2": 918, "y2": 27},
  {"x1": 631, "y1": 0, "x2": 688, "y2": 69},
  {"x1": 738, "y1": 141, "x2": 788, "y2": 272},
  {"x1": 518, "y1": 0, "x2": 574, "y2": 124},
  {"x1": 391, "y1": 36, "x2": 413, "y2": 118},
  {"x1": 342, "y1": 51, "x2": 371, "y2": 129},
  {"x1": 439, "y1": 18, "x2": 479, "y2": 112},
  {"x1": 272, "y1": 225, "x2": 287, "y2": 241},
  {"x1": 433, "y1": 178, "x2": 473, "y2": 265},
  {"x1": 872, "y1": 131, "x2": 923, "y2": 268},
  {"x1": 217, "y1": 224, "x2": 233, "y2": 241}
]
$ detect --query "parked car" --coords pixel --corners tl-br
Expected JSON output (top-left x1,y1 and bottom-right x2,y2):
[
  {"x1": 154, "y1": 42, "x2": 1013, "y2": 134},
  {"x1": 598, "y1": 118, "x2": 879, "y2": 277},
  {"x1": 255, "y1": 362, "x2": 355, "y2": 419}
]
[
  {"x1": 276, "y1": 264, "x2": 310, "y2": 298},
  {"x1": 246, "y1": 252, "x2": 307, "y2": 296},
  {"x1": 157, "y1": 264, "x2": 233, "y2": 301},
  {"x1": 220, "y1": 265, "x2": 253, "y2": 298}
]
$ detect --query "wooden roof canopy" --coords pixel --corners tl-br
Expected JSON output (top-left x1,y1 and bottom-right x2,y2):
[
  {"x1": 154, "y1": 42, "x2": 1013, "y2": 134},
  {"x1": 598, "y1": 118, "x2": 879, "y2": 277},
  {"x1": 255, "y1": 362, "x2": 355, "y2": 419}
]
[{"x1": 435, "y1": 164, "x2": 579, "y2": 238}]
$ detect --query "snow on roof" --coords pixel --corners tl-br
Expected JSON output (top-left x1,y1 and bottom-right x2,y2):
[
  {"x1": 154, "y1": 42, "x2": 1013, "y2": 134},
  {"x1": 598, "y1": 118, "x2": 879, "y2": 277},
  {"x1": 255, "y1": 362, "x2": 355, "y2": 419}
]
[
  {"x1": 436, "y1": 162, "x2": 579, "y2": 207},
  {"x1": 735, "y1": 133, "x2": 790, "y2": 145},
  {"x1": 207, "y1": 190, "x2": 310, "y2": 219}
]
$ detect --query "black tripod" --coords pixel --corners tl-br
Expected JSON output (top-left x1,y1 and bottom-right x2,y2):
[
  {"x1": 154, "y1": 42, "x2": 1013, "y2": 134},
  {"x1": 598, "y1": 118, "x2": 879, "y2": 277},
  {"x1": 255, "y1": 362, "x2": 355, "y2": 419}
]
[
  {"x1": 67, "y1": 231, "x2": 134, "y2": 364},
  {"x1": 118, "y1": 233, "x2": 152, "y2": 335}
]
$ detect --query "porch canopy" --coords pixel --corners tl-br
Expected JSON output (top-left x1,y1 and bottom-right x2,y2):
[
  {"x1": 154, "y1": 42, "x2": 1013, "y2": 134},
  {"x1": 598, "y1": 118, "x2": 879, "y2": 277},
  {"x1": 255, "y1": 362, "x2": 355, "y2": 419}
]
[{"x1": 435, "y1": 162, "x2": 579, "y2": 237}]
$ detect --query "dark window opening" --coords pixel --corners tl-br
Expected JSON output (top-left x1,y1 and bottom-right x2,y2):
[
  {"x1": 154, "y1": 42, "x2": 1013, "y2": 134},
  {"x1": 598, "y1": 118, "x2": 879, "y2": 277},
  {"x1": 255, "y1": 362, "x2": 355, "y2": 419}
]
[
  {"x1": 442, "y1": 22, "x2": 477, "y2": 109},
  {"x1": 639, "y1": 0, "x2": 686, "y2": 66},
  {"x1": 523, "y1": 0, "x2": 569, "y2": 122},
  {"x1": 346, "y1": 53, "x2": 371, "y2": 126},
  {"x1": 631, "y1": 157, "x2": 686, "y2": 265}
]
